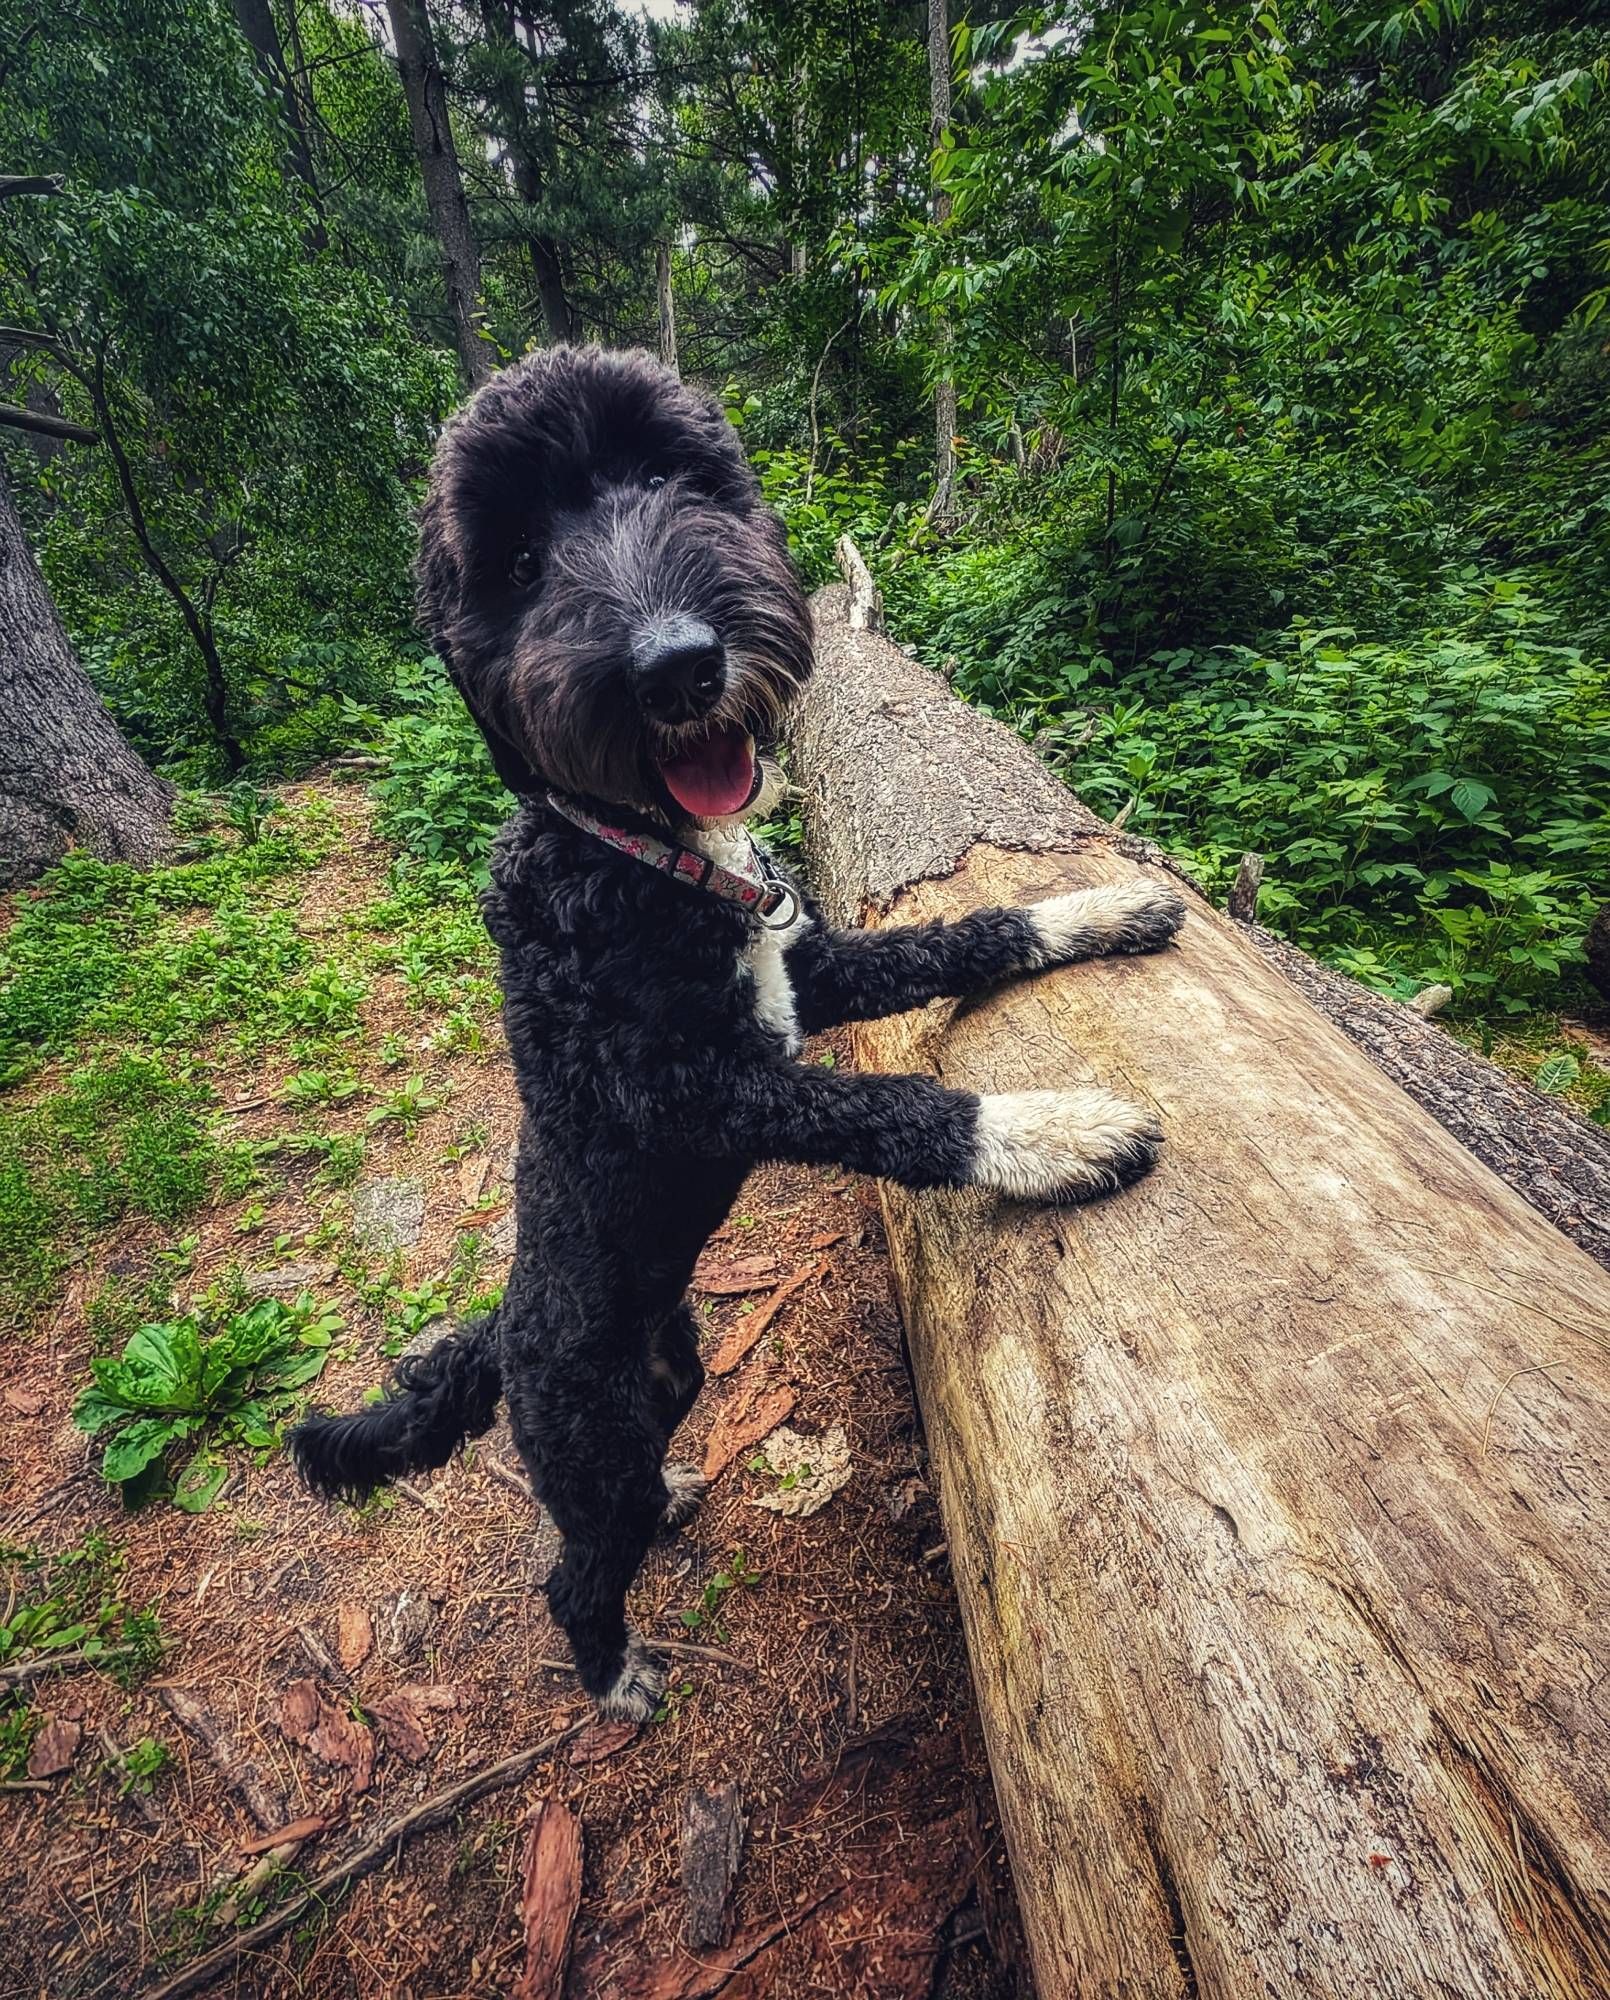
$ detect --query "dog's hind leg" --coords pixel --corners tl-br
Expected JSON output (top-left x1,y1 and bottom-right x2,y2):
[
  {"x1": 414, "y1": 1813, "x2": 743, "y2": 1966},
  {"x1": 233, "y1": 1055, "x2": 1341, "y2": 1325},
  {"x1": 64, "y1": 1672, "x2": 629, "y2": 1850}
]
[
  {"x1": 505, "y1": 1327, "x2": 700, "y2": 1720},
  {"x1": 650, "y1": 1302, "x2": 708, "y2": 1532}
]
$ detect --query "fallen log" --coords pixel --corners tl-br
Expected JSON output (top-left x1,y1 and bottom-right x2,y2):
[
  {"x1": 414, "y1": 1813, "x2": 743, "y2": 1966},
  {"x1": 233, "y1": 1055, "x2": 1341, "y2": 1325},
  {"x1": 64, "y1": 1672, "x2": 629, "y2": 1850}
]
[{"x1": 789, "y1": 573, "x2": 1610, "y2": 1999}]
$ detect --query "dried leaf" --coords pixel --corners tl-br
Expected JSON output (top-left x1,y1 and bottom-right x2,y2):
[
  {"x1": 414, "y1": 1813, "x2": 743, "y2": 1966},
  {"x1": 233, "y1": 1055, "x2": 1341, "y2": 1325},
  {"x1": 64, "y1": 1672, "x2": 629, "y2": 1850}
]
[
  {"x1": 515, "y1": 1801, "x2": 583, "y2": 2000},
  {"x1": 709, "y1": 1257, "x2": 831, "y2": 1376},
  {"x1": 749, "y1": 1425, "x2": 851, "y2": 1518},
  {"x1": 239, "y1": 1814, "x2": 332, "y2": 1856},
  {"x1": 702, "y1": 1380, "x2": 798, "y2": 1481},
  {"x1": 2, "y1": 1386, "x2": 46, "y2": 1415},
  {"x1": 279, "y1": 1676, "x2": 374, "y2": 1793},
  {"x1": 26, "y1": 1717, "x2": 80, "y2": 1778},
  {"x1": 336, "y1": 1603, "x2": 374, "y2": 1672},
  {"x1": 569, "y1": 1717, "x2": 641, "y2": 1765}
]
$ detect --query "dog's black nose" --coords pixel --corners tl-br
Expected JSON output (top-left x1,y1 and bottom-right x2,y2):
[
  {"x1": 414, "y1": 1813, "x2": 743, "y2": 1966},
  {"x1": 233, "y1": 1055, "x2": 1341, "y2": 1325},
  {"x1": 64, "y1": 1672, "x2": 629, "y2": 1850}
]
[{"x1": 630, "y1": 615, "x2": 726, "y2": 722}]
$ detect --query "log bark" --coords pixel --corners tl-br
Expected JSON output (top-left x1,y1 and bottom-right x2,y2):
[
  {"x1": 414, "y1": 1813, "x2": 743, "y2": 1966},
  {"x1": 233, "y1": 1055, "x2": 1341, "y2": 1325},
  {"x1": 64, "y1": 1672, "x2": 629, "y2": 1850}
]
[
  {"x1": 0, "y1": 465, "x2": 172, "y2": 888},
  {"x1": 790, "y1": 582, "x2": 1610, "y2": 1999}
]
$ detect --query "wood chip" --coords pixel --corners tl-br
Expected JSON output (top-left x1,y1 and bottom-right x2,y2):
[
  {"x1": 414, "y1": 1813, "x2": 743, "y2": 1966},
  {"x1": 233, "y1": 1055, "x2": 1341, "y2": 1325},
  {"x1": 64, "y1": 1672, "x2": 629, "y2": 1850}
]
[
  {"x1": 709, "y1": 1257, "x2": 831, "y2": 1377},
  {"x1": 679, "y1": 1781, "x2": 744, "y2": 1949},
  {"x1": 2, "y1": 1386, "x2": 45, "y2": 1415},
  {"x1": 369, "y1": 1683, "x2": 458, "y2": 1763},
  {"x1": 159, "y1": 1687, "x2": 287, "y2": 1832},
  {"x1": 25, "y1": 1717, "x2": 80, "y2": 1779},
  {"x1": 568, "y1": 1718, "x2": 640, "y2": 1766},
  {"x1": 702, "y1": 1379, "x2": 798, "y2": 1481},
  {"x1": 690, "y1": 1251, "x2": 781, "y2": 1296},
  {"x1": 335, "y1": 1604, "x2": 373, "y2": 1672},
  {"x1": 515, "y1": 1800, "x2": 583, "y2": 2000},
  {"x1": 279, "y1": 1677, "x2": 374, "y2": 1793}
]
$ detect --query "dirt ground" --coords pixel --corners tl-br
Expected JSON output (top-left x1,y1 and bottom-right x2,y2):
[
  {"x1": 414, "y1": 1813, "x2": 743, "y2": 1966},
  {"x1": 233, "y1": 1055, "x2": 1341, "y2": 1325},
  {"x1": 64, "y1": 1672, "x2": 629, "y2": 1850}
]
[{"x1": 0, "y1": 788, "x2": 1029, "y2": 2000}]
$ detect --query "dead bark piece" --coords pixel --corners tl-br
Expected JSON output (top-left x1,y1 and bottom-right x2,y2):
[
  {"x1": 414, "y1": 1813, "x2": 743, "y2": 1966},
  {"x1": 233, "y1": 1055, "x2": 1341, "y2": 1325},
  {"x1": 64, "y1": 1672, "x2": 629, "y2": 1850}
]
[
  {"x1": 791, "y1": 584, "x2": 1610, "y2": 1998},
  {"x1": 691, "y1": 1251, "x2": 781, "y2": 1296},
  {"x1": 159, "y1": 1687, "x2": 287, "y2": 1832},
  {"x1": 369, "y1": 1683, "x2": 458, "y2": 1763},
  {"x1": 571, "y1": 1724, "x2": 973, "y2": 1999},
  {"x1": 701, "y1": 1380, "x2": 798, "y2": 1481},
  {"x1": 335, "y1": 1603, "x2": 373, "y2": 1672},
  {"x1": 136, "y1": 1722, "x2": 582, "y2": 2000},
  {"x1": 569, "y1": 1718, "x2": 641, "y2": 1766},
  {"x1": 515, "y1": 1801, "x2": 583, "y2": 2000},
  {"x1": 1226, "y1": 848, "x2": 1264, "y2": 921},
  {"x1": 679, "y1": 1782, "x2": 744, "y2": 1949},
  {"x1": 708, "y1": 1258, "x2": 831, "y2": 1376},
  {"x1": 279, "y1": 1677, "x2": 374, "y2": 1793},
  {"x1": 25, "y1": 1716, "x2": 80, "y2": 1778}
]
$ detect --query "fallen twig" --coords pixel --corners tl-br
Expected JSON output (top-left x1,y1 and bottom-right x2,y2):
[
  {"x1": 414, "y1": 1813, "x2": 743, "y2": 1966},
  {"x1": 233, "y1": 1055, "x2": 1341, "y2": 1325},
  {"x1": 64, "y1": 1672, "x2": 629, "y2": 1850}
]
[
  {"x1": 136, "y1": 1723, "x2": 582, "y2": 2000},
  {"x1": 0, "y1": 1641, "x2": 151, "y2": 1689}
]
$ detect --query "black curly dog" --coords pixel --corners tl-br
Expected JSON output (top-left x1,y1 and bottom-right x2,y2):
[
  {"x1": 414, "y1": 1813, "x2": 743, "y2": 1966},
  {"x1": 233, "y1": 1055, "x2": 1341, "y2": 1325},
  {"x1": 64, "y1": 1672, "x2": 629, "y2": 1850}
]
[{"x1": 292, "y1": 346, "x2": 1184, "y2": 1719}]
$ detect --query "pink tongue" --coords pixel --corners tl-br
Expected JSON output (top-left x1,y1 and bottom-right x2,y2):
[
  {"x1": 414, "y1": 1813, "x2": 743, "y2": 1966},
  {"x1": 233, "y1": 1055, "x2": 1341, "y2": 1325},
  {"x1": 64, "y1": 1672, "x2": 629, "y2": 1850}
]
[{"x1": 658, "y1": 724, "x2": 757, "y2": 818}]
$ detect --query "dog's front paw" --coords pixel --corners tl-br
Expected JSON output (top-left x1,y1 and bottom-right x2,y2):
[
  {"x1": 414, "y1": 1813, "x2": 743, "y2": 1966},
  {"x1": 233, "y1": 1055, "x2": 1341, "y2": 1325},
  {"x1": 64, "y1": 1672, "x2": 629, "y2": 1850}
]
[
  {"x1": 1025, "y1": 881, "x2": 1186, "y2": 968},
  {"x1": 970, "y1": 1087, "x2": 1162, "y2": 1202},
  {"x1": 659, "y1": 1462, "x2": 708, "y2": 1532},
  {"x1": 596, "y1": 1635, "x2": 666, "y2": 1723}
]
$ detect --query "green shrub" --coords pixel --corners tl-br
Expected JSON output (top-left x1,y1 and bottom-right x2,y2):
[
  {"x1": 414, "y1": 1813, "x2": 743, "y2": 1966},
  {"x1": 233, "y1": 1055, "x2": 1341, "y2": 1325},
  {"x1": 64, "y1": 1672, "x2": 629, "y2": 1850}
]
[
  {"x1": 902, "y1": 571, "x2": 1609, "y2": 1012},
  {"x1": 364, "y1": 659, "x2": 514, "y2": 881}
]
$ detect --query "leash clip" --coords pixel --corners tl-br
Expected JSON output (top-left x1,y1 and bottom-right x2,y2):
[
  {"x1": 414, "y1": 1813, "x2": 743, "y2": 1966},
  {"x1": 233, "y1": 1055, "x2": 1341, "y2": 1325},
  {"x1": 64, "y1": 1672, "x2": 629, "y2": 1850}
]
[{"x1": 754, "y1": 880, "x2": 800, "y2": 930}]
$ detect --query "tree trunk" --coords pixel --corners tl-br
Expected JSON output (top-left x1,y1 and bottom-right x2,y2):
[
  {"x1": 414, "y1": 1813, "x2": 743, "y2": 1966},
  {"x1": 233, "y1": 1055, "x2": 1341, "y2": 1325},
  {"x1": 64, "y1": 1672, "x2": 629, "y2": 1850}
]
[
  {"x1": 386, "y1": 0, "x2": 495, "y2": 388},
  {"x1": 477, "y1": 0, "x2": 575, "y2": 346},
  {"x1": 926, "y1": 0, "x2": 957, "y2": 527},
  {"x1": 789, "y1": 573, "x2": 1610, "y2": 1999},
  {"x1": 232, "y1": 0, "x2": 327, "y2": 250},
  {"x1": 0, "y1": 468, "x2": 172, "y2": 888},
  {"x1": 656, "y1": 239, "x2": 678, "y2": 375}
]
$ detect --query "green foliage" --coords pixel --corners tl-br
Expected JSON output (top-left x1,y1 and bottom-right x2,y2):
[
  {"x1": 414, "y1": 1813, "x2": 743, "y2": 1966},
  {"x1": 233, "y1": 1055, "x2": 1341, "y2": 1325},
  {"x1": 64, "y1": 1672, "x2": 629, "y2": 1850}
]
[
  {"x1": 72, "y1": 1294, "x2": 341, "y2": 1507},
  {"x1": 907, "y1": 563, "x2": 1608, "y2": 1008},
  {"x1": 0, "y1": 1059, "x2": 218, "y2": 1324},
  {"x1": 364, "y1": 660, "x2": 516, "y2": 881},
  {"x1": 0, "y1": 1533, "x2": 165, "y2": 1775}
]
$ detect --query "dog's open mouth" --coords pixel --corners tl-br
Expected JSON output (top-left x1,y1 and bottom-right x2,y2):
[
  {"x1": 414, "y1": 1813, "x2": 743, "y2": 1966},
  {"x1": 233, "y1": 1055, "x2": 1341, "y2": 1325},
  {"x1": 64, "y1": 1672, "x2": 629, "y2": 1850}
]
[{"x1": 656, "y1": 722, "x2": 762, "y2": 820}]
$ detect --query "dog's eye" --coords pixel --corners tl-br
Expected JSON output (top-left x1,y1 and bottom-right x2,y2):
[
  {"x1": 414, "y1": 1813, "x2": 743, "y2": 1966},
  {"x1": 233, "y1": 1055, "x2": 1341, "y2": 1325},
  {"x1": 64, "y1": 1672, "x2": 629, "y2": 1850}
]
[
  {"x1": 645, "y1": 474, "x2": 666, "y2": 492},
  {"x1": 508, "y1": 546, "x2": 539, "y2": 589}
]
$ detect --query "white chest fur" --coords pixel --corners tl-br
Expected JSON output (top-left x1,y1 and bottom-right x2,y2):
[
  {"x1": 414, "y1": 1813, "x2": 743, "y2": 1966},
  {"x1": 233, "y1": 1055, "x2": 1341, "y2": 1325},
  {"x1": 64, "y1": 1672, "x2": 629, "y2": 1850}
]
[{"x1": 690, "y1": 825, "x2": 811, "y2": 1057}]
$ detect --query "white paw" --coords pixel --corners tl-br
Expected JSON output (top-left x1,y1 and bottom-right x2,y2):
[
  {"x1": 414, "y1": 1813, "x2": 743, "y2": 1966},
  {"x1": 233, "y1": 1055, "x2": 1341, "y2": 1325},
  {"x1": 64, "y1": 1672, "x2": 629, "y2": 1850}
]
[
  {"x1": 970, "y1": 1087, "x2": 1162, "y2": 1202},
  {"x1": 596, "y1": 1636, "x2": 665, "y2": 1722},
  {"x1": 660, "y1": 1462, "x2": 709, "y2": 1531},
  {"x1": 1025, "y1": 881, "x2": 1186, "y2": 968}
]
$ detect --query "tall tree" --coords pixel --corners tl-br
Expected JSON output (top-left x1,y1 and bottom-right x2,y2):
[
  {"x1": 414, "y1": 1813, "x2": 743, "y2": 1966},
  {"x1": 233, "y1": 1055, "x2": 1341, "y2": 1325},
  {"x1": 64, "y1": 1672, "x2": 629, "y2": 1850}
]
[
  {"x1": 926, "y1": 0, "x2": 957, "y2": 527},
  {"x1": 232, "y1": 0, "x2": 328, "y2": 248},
  {"x1": 473, "y1": 0, "x2": 577, "y2": 343},
  {"x1": 386, "y1": 0, "x2": 497, "y2": 384},
  {"x1": 0, "y1": 466, "x2": 172, "y2": 889}
]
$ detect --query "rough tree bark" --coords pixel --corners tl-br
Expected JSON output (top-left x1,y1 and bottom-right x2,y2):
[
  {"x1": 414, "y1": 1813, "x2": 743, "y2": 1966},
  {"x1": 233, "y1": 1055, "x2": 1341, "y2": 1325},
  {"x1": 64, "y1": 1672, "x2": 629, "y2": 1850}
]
[
  {"x1": 790, "y1": 576, "x2": 1610, "y2": 2000},
  {"x1": 386, "y1": 0, "x2": 496, "y2": 387},
  {"x1": 232, "y1": 0, "x2": 327, "y2": 249},
  {"x1": 926, "y1": 0, "x2": 958, "y2": 528},
  {"x1": 477, "y1": 0, "x2": 576, "y2": 346},
  {"x1": 0, "y1": 467, "x2": 172, "y2": 888},
  {"x1": 656, "y1": 239, "x2": 678, "y2": 376}
]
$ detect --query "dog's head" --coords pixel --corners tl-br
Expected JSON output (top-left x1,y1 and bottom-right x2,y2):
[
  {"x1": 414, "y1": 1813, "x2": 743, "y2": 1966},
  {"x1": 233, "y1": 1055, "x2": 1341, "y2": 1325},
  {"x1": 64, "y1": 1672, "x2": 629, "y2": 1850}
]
[{"x1": 417, "y1": 346, "x2": 814, "y2": 824}]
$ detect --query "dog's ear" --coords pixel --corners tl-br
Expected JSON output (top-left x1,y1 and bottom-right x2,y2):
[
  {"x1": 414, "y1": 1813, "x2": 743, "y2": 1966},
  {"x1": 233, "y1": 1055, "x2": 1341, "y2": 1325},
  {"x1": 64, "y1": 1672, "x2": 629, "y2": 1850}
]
[{"x1": 417, "y1": 487, "x2": 542, "y2": 796}]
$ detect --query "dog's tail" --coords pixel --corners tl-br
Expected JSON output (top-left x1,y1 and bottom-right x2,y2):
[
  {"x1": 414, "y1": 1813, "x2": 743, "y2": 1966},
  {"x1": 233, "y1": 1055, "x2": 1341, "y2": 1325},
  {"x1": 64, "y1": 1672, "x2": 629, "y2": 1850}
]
[{"x1": 290, "y1": 1316, "x2": 503, "y2": 1502}]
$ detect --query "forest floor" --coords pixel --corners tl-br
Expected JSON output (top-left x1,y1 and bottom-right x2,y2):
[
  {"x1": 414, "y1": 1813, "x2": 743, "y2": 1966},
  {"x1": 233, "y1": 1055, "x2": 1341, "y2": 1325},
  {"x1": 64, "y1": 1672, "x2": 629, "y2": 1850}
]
[{"x1": 0, "y1": 782, "x2": 1025, "y2": 2000}]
